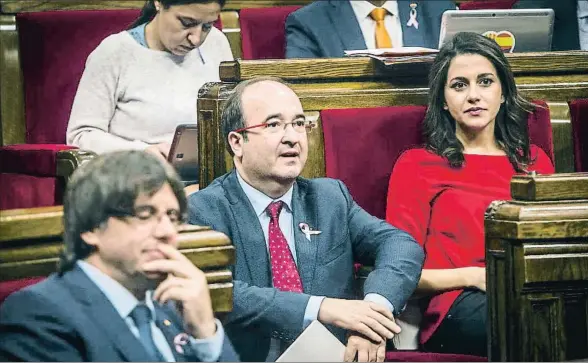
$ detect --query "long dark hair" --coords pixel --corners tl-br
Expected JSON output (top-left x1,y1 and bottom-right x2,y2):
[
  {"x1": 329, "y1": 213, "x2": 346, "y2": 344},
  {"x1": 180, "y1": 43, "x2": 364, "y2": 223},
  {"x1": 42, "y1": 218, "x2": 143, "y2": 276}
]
[
  {"x1": 128, "y1": 0, "x2": 226, "y2": 29},
  {"x1": 423, "y1": 32, "x2": 534, "y2": 171}
]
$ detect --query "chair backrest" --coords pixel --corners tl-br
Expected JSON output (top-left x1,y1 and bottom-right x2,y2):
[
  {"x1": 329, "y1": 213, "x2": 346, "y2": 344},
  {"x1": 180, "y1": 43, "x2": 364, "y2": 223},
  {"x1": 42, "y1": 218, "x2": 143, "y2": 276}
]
[
  {"x1": 322, "y1": 101, "x2": 554, "y2": 220},
  {"x1": 239, "y1": 6, "x2": 301, "y2": 60},
  {"x1": 458, "y1": 0, "x2": 518, "y2": 10},
  {"x1": 16, "y1": 9, "x2": 222, "y2": 144},
  {"x1": 568, "y1": 99, "x2": 588, "y2": 172}
]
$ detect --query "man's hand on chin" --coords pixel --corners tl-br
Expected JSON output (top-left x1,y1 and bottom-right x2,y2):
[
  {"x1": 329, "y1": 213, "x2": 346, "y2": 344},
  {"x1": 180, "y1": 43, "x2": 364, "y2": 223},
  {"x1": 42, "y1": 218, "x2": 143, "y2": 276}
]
[{"x1": 345, "y1": 333, "x2": 386, "y2": 362}]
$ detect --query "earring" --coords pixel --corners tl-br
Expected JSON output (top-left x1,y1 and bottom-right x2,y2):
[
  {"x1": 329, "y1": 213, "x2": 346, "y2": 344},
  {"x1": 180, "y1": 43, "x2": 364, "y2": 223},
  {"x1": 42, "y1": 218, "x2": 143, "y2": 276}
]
[{"x1": 501, "y1": 96, "x2": 505, "y2": 103}]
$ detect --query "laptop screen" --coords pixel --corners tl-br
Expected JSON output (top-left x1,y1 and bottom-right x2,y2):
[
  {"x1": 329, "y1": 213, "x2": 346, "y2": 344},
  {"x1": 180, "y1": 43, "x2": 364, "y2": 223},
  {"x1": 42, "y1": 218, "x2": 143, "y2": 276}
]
[{"x1": 438, "y1": 9, "x2": 555, "y2": 53}]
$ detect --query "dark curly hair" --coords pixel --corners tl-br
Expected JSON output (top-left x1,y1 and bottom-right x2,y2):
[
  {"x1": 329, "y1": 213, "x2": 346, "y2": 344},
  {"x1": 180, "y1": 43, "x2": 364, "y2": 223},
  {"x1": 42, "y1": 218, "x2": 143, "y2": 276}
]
[{"x1": 423, "y1": 32, "x2": 535, "y2": 171}]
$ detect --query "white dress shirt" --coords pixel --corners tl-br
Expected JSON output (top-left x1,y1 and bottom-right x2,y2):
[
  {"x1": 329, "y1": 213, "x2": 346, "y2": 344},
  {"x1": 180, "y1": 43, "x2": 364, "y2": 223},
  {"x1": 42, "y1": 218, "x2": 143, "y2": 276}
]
[{"x1": 349, "y1": 0, "x2": 404, "y2": 49}]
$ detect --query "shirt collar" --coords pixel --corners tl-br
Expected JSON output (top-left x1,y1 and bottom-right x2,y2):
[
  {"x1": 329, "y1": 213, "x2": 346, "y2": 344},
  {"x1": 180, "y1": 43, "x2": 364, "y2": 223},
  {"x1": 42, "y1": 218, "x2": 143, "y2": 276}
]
[
  {"x1": 349, "y1": 0, "x2": 398, "y2": 20},
  {"x1": 236, "y1": 170, "x2": 293, "y2": 218},
  {"x1": 77, "y1": 260, "x2": 156, "y2": 319}
]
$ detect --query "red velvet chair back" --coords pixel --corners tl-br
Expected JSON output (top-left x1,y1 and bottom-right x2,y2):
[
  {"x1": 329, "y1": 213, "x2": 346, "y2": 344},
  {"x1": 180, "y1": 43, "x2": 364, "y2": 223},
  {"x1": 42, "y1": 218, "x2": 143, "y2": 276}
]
[
  {"x1": 239, "y1": 6, "x2": 301, "y2": 60},
  {"x1": 0, "y1": 277, "x2": 45, "y2": 305},
  {"x1": 322, "y1": 101, "x2": 554, "y2": 220},
  {"x1": 568, "y1": 99, "x2": 588, "y2": 172},
  {"x1": 458, "y1": 0, "x2": 518, "y2": 10},
  {"x1": 17, "y1": 10, "x2": 140, "y2": 144}
]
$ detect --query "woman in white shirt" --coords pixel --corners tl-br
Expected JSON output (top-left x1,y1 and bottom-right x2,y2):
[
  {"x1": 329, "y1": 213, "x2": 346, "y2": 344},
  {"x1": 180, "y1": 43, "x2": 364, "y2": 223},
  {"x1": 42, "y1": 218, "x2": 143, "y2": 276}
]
[{"x1": 67, "y1": 0, "x2": 233, "y2": 160}]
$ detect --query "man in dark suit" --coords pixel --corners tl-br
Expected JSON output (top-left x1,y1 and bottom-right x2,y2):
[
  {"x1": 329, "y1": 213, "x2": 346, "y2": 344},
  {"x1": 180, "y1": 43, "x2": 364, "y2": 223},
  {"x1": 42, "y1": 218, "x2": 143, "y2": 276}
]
[
  {"x1": 285, "y1": 0, "x2": 455, "y2": 58},
  {"x1": 0, "y1": 151, "x2": 238, "y2": 362},
  {"x1": 188, "y1": 77, "x2": 424, "y2": 362},
  {"x1": 513, "y1": 0, "x2": 581, "y2": 51}
]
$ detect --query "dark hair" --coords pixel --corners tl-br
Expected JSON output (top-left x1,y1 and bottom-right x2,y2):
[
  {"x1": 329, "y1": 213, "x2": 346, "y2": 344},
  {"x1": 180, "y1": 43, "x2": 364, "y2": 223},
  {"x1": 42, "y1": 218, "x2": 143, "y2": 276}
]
[
  {"x1": 221, "y1": 76, "x2": 292, "y2": 156},
  {"x1": 58, "y1": 150, "x2": 187, "y2": 273},
  {"x1": 423, "y1": 32, "x2": 534, "y2": 171},
  {"x1": 129, "y1": 0, "x2": 226, "y2": 29}
]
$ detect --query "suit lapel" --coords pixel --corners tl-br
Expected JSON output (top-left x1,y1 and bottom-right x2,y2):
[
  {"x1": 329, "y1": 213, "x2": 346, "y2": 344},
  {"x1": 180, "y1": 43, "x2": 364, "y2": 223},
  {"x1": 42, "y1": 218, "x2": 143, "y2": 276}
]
[
  {"x1": 398, "y1": 0, "x2": 428, "y2": 47},
  {"x1": 291, "y1": 180, "x2": 319, "y2": 294},
  {"x1": 328, "y1": 0, "x2": 367, "y2": 51},
  {"x1": 154, "y1": 305, "x2": 187, "y2": 362},
  {"x1": 63, "y1": 266, "x2": 153, "y2": 362},
  {"x1": 223, "y1": 170, "x2": 271, "y2": 288}
]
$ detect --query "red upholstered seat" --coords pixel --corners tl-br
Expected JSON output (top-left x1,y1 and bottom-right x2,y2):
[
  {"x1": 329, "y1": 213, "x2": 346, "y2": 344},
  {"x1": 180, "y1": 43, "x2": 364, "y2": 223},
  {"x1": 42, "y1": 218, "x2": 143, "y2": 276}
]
[
  {"x1": 568, "y1": 99, "x2": 588, "y2": 172},
  {"x1": 239, "y1": 6, "x2": 301, "y2": 60},
  {"x1": 459, "y1": 0, "x2": 518, "y2": 10},
  {"x1": 0, "y1": 10, "x2": 222, "y2": 210},
  {"x1": 322, "y1": 101, "x2": 554, "y2": 220},
  {"x1": 386, "y1": 351, "x2": 487, "y2": 362},
  {"x1": 0, "y1": 277, "x2": 45, "y2": 305}
]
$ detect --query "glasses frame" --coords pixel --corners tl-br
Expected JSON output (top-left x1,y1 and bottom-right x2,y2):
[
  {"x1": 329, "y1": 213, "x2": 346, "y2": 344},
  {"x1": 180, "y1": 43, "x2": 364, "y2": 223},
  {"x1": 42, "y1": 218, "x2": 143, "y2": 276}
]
[{"x1": 233, "y1": 120, "x2": 317, "y2": 134}]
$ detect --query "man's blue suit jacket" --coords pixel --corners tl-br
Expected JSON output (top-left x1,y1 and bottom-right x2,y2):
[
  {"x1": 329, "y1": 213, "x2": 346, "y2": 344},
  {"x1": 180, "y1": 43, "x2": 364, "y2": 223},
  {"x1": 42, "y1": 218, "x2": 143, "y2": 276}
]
[
  {"x1": 188, "y1": 170, "x2": 424, "y2": 362},
  {"x1": 0, "y1": 265, "x2": 239, "y2": 362},
  {"x1": 286, "y1": 0, "x2": 455, "y2": 58}
]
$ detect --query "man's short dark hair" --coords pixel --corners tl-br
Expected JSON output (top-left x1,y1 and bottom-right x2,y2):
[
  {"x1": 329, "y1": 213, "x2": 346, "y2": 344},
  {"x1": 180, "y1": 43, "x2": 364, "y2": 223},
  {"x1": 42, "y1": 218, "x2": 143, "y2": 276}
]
[
  {"x1": 221, "y1": 76, "x2": 292, "y2": 156},
  {"x1": 58, "y1": 150, "x2": 186, "y2": 273}
]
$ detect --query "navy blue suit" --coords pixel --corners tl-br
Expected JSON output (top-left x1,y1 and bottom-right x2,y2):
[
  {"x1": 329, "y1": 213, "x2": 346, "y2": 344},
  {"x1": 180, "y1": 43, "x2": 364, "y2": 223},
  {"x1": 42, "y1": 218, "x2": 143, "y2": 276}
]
[
  {"x1": 188, "y1": 171, "x2": 424, "y2": 361},
  {"x1": 0, "y1": 266, "x2": 239, "y2": 362},
  {"x1": 286, "y1": 0, "x2": 455, "y2": 58}
]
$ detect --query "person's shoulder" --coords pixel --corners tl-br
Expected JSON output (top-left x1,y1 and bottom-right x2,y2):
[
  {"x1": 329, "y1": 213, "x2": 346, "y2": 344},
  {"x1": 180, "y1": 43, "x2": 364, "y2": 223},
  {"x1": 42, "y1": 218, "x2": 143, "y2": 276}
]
[
  {"x1": 188, "y1": 174, "x2": 230, "y2": 204},
  {"x1": 1, "y1": 274, "x2": 66, "y2": 314},
  {"x1": 396, "y1": 147, "x2": 440, "y2": 164},
  {"x1": 290, "y1": 0, "x2": 332, "y2": 19},
  {"x1": 87, "y1": 31, "x2": 136, "y2": 63}
]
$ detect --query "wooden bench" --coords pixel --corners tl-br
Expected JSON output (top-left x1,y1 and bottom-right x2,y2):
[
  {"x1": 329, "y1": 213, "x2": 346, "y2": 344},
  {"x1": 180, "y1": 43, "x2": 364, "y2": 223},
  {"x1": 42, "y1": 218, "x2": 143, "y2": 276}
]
[
  {"x1": 486, "y1": 173, "x2": 588, "y2": 361},
  {"x1": 0, "y1": 205, "x2": 235, "y2": 312},
  {"x1": 198, "y1": 53, "x2": 588, "y2": 189}
]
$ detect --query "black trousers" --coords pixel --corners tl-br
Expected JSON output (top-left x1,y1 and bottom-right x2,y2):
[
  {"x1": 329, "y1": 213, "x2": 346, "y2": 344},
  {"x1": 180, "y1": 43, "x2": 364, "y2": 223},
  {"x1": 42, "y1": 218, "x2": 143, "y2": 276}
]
[{"x1": 423, "y1": 289, "x2": 488, "y2": 357}]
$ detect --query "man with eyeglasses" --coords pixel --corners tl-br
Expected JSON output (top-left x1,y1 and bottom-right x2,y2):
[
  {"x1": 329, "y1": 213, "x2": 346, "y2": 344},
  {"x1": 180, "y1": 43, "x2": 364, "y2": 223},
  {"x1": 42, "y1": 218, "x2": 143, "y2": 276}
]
[
  {"x1": 0, "y1": 150, "x2": 238, "y2": 362},
  {"x1": 188, "y1": 77, "x2": 424, "y2": 362}
]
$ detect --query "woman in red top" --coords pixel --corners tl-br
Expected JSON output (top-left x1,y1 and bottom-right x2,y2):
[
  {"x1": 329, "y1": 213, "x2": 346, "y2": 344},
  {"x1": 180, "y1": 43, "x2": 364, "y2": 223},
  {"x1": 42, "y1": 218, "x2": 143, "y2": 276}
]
[{"x1": 386, "y1": 32, "x2": 554, "y2": 357}]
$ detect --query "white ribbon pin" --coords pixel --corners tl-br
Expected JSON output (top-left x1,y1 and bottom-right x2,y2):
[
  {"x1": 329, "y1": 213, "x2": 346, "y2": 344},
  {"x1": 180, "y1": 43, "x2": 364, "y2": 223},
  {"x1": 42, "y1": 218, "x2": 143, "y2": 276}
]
[
  {"x1": 406, "y1": 3, "x2": 419, "y2": 30},
  {"x1": 299, "y1": 222, "x2": 321, "y2": 241}
]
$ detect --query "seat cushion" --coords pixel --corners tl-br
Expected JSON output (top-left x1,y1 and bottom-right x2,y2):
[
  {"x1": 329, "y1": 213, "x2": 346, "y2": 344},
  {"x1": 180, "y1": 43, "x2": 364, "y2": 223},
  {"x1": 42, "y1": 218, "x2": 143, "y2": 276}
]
[
  {"x1": 322, "y1": 106, "x2": 427, "y2": 220},
  {"x1": 0, "y1": 144, "x2": 76, "y2": 176},
  {"x1": 0, "y1": 277, "x2": 46, "y2": 304},
  {"x1": 17, "y1": 9, "x2": 140, "y2": 144},
  {"x1": 568, "y1": 99, "x2": 588, "y2": 172},
  {"x1": 528, "y1": 100, "x2": 555, "y2": 163},
  {"x1": 0, "y1": 173, "x2": 63, "y2": 210},
  {"x1": 239, "y1": 6, "x2": 301, "y2": 60}
]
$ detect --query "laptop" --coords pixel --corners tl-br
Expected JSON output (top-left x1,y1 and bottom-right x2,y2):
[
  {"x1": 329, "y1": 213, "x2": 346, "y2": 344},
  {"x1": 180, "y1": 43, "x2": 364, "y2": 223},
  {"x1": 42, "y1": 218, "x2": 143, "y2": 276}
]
[
  {"x1": 167, "y1": 124, "x2": 199, "y2": 184},
  {"x1": 276, "y1": 321, "x2": 345, "y2": 362},
  {"x1": 438, "y1": 9, "x2": 555, "y2": 53}
]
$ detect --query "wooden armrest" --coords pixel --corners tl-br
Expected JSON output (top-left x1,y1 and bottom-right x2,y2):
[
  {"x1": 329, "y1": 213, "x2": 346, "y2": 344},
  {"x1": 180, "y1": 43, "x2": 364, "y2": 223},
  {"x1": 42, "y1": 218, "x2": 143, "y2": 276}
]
[{"x1": 56, "y1": 149, "x2": 97, "y2": 179}]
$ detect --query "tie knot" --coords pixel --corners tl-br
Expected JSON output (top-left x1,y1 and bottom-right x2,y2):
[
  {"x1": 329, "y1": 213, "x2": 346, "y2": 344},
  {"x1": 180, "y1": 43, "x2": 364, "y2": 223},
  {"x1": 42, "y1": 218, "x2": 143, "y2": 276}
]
[
  {"x1": 370, "y1": 7, "x2": 388, "y2": 22},
  {"x1": 129, "y1": 303, "x2": 153, "y2": 326},
  {"x1": 267, "y1": 201, "x2": 284, "y2": 221}
]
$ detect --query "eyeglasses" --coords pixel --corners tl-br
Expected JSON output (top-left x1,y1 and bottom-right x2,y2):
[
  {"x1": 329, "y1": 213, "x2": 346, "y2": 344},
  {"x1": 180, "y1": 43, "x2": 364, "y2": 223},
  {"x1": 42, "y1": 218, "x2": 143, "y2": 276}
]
[
  {"x1": 110, "y1": 205, "x2": 185, "y2": 228},
  {"x1": 233, "y1": 120, "x2": 316, "y2": 134}
]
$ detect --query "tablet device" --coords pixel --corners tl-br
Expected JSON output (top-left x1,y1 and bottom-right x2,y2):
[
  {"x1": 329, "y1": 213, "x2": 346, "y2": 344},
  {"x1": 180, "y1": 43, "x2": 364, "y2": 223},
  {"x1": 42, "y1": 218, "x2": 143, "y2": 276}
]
[
  {"x1": 439, "y1": 9, "x2": 555, "y2": 53},
  {"x1": 168, "y1": 124, "x2": 199, "y2": 184}
]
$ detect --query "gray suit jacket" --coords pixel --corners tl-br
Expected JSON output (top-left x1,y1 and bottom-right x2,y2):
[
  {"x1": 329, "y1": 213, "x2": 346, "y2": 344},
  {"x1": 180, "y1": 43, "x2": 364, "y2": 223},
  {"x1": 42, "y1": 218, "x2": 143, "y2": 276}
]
[
  {"x1": 285, "y1": 0, "x2": 455, "y2": 58},
  {"x1": 0, "y1": 266, "x2": 238, "y2": 362},
  {"x1": 513, "y1": 0, "x2": 580, "y2": 51},
  {"x1": 188, "y1": 170, "x2": 424, "y2": 361}
]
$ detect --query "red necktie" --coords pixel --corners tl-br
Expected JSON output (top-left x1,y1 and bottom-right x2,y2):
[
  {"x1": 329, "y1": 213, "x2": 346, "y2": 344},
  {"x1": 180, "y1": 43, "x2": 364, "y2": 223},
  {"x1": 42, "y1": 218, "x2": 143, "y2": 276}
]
[{"x1": 267, "y1": 201, "x2": 303, "y2": 293}]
